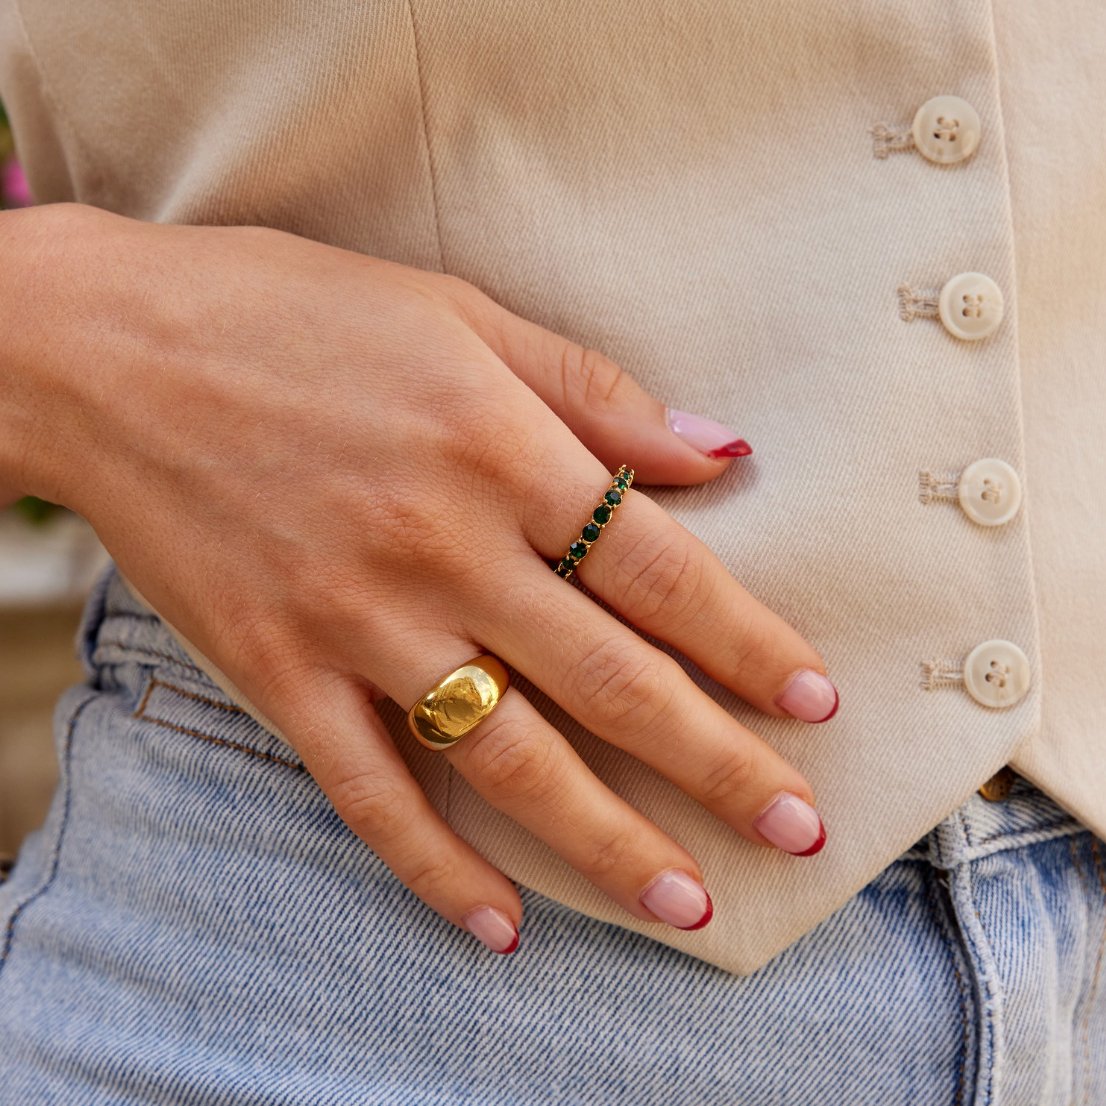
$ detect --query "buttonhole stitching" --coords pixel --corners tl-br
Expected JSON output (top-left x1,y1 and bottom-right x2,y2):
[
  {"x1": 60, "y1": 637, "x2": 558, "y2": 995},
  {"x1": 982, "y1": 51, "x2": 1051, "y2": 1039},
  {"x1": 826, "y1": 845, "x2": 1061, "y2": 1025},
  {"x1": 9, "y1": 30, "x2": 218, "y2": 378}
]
[
  {"x1": 869, "y1": 122, "x2": 915, "y2": 159},
  {"x1": 918, "y1": 470, "x2": 963, "y2": 505},
  {"x1": 898, "y1": 283, "x2": 941, "y2": 321},
  {"x1": 920, "y1": 659, "x2": 964, "y2": 691}
]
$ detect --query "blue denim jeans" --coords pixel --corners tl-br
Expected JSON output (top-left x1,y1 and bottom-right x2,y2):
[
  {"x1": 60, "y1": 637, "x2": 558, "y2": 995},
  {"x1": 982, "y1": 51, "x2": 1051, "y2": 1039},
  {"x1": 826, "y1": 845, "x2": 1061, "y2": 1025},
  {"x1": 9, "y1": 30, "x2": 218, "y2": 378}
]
[{"x1": 1, "y1": 560, "x2": 1104, "y2": 1105}]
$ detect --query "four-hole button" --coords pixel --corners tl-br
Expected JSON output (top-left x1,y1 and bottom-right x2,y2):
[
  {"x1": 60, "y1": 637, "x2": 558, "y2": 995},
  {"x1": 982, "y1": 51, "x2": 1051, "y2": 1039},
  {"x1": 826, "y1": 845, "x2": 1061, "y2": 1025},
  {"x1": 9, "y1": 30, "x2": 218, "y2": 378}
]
[
  {"x1": 958, "y1": 458, "x2": 1022, "y2": 527},
  {"x1": 912, "y1": 95, "x2": 982, "y2": 165},
  {"x1": 938, "y1": 272, "x2": 1004, "y2": 341},
  {"x1": 963, "y1": 640, "x2": 1031, "y2": 709}
]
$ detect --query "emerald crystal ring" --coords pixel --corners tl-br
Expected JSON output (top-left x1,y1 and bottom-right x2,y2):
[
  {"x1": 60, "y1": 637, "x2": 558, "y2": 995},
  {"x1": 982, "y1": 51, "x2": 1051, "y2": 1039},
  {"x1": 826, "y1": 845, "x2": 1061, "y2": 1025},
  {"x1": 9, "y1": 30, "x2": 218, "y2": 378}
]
[{"x1": 553, "y1": 464, "x2": 635, "y2": 582}]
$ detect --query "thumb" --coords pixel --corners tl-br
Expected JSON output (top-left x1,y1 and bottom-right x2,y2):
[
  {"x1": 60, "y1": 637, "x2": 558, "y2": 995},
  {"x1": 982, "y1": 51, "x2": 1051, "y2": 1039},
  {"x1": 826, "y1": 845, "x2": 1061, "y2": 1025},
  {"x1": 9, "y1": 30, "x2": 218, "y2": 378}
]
[{"x1": 440, "y1": 276, "x2": 752, "y2": 486}]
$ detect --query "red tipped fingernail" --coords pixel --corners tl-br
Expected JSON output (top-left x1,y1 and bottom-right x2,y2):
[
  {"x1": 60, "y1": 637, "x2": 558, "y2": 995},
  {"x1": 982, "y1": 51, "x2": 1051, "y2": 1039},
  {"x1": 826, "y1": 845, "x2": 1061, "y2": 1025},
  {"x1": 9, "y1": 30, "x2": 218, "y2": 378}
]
[
  {"x1": 665, "y1": 408, "x2": 752, "y2": 459},
  {"x1": 776, "y1": 669, "x2": 839, "y2": 723},
  {"x1": 463, "y1": 905, "x2": 520, "y2": 954},
  {"x1": 753, "y1": 792, "x2": 827, "y2": 856},
  {"x1": 707, "y1": 439, "x2": 753, "y2": 458},
  {"x1": 639, "y1": 869, "x2": 714, "y2": 930}
]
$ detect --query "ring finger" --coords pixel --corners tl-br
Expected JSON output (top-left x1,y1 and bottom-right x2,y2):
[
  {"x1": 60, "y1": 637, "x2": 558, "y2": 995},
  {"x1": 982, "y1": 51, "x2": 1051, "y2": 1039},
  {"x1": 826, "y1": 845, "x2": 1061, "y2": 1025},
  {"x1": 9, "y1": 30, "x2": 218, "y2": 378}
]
[
  {"x1": 467, "y1": 562, "x2": 827, "y2": 857},
  {"x1": 372, "y1": 641, "x2": 716, "y2": 932}
]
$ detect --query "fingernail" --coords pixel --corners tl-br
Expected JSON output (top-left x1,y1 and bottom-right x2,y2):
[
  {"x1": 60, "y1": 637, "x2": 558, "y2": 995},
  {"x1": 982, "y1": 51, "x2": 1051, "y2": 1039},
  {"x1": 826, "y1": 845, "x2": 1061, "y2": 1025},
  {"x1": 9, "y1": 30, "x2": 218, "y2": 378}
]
[
  {"x1": 753, "y1": 792, "x2": 827, "y2": 856},
  {"x1": 639, "y1": 868, "x2": 714, "y2": 930},
  {"x1": 462, "y1": 905, "x2": 520, "y2": 954},
  {"x1": 776, "y1": 669, "x2": 839, "y2": 723},
  {"x1": 665, "y1": 408, "x2": 752, "y2": 459}
]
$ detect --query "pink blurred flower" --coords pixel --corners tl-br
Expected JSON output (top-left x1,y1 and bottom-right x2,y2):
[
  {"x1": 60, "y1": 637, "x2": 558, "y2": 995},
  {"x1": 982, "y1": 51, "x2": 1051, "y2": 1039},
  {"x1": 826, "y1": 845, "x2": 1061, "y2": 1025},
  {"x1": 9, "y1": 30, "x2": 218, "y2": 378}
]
[{"x1": 2, "y1": 157, "x2": 32, "y2": 207}]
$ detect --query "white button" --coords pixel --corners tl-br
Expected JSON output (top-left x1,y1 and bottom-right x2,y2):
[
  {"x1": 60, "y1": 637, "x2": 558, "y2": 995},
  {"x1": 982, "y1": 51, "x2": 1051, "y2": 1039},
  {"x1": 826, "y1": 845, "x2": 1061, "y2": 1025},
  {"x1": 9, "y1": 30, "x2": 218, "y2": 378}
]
[
  {"x1": 963, "y1": 639, "x2": 1031, "y2": 709},
  {"x1": 912, "y1": 95, "x2": 981, "y2": 164},
  {"x1": 938, "y1": 272, "x2": 1004, "y2": 341},
  {"x1": 958, "y1": 458, "x2": 1022, "y2": 526}
]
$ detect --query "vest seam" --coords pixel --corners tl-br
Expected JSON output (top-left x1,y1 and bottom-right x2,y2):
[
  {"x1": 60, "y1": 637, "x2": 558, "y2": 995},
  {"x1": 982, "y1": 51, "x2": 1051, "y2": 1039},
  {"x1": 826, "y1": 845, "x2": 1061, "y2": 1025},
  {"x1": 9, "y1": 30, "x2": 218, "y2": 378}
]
[
  {"x1": 406, "y1": 0, "x2": 453, "y2": 826},
  {"x1": 7, "y1": 0, "x2": 88, "y2": 196},
  {"x1": 405, "y1": 0, "x2": 449, "y2": 276}
]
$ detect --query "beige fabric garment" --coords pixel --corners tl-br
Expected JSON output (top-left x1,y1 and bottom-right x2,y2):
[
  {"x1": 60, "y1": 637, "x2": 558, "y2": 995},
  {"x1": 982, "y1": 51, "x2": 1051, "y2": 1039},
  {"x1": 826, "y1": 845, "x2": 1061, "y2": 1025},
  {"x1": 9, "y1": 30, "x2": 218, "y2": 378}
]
[{"x1": 1, "y1": 0, "x2": 1102, "y2": 976}]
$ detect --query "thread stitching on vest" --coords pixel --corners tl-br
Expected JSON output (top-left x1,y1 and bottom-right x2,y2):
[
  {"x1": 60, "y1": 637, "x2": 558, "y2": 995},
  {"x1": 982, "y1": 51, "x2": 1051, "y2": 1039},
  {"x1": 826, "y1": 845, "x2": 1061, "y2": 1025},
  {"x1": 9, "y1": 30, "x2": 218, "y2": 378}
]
[
  {"x1": 898, "y1": 283, "x2": 941, "y2": 321},
  {"x1": 920, "y1": 659, "x2": 964, "y2": 691},
  {"x1": 133, "y1": 676, "x2": 303, "y2": 772},
  {"x1": 918, "y1": 470, "x2": 963, "y2": 504},
  {"x1": 869, "y1": 122, "x2": 915, "y2": 159}
]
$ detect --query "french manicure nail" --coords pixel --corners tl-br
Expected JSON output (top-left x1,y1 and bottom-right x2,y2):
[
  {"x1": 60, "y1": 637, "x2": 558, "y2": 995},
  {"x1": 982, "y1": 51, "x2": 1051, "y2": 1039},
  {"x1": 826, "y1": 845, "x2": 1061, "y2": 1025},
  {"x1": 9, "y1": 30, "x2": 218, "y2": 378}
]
[
  {"x1": 753, "y1": 792, "x2": 827, "y2": 856},
  {"x1": 665, "y1": 408, "x2": 752, "y2": 459},
  {"x1": 776, "y1": 669, "x2": 839, "y2": 723},
  {"x1": 462, "y1": 905, "x2": 520, "y2": 954},
  {"x1": 639, "y1": 868, "x2": 714, "y2": 930}
]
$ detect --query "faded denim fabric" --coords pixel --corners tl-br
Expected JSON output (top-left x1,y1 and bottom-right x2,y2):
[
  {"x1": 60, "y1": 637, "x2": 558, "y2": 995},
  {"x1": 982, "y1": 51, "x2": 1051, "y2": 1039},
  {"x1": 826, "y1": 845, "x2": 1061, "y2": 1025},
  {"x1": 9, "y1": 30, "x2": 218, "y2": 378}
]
[{"x1": 0, "y1": 560, "x2": 1103, "y2": 1105}]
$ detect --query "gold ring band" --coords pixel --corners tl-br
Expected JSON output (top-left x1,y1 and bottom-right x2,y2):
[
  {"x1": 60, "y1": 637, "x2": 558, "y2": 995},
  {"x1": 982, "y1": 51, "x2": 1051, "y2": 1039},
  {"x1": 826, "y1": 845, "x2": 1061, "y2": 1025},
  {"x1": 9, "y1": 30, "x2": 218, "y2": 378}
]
[
  {"x1": 406, "y1": 654, "x2": 511, "y2": 752},
  {"x1": 554, "y1": 464, "x2": 635, "y2": 581}
]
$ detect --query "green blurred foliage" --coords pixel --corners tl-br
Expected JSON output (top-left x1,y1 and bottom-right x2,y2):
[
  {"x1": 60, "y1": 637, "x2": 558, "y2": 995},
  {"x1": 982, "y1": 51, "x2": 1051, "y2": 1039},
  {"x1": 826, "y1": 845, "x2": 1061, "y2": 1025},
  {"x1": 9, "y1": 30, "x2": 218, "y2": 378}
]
[{"x1": 0, "y1": 97, "x2": 11, "y2": 161}]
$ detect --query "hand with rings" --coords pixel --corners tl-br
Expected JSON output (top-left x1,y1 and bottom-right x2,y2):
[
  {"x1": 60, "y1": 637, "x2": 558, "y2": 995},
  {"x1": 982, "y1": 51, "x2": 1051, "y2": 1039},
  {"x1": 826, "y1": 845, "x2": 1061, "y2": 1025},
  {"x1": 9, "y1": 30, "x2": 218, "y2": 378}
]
[{"x1": 34, "y1": 202, "x2": 838, "y2": 955}]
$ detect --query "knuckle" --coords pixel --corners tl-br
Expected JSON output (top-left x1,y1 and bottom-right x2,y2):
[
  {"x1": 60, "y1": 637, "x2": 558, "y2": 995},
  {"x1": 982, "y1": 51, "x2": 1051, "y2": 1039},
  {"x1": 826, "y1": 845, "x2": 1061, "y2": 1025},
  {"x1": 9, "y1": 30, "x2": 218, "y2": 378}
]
[
  {"x1": 562, "y1": 343, "x2": 626, "y2": 412},
  {"x1": 729, "y1": 614, "x2": 785, "y2": 681},
  {"x1": 228, "y1": 624, "x2": 321, "y2": 710},
  {"x1": 330, "y1": 771, "x2": 410, "y2": 843},
  {"x1": 578, "y1": 827, "x2": 639, "y2": 881},
  {"x1": 433, "y1": 402, "x2": 531, "y2": 495},
  {"x1": 570, "y1": 637, "x2": 676, "y2": 741},
  {"x1": 699, "y1": 748, "x2": 758, "y2": 808},
  {"x1": 616, "y1": 530, "x2": 706, "y2": 626},
  {"x1": 462, "y1": 713, "x2": 559, "y2": 802},
  {"x1": 424, "y1": 269, "x2": 486, "y2": 313},
  {"x1": 403, "y1": 857, "x2": 458, "y2": 903}
]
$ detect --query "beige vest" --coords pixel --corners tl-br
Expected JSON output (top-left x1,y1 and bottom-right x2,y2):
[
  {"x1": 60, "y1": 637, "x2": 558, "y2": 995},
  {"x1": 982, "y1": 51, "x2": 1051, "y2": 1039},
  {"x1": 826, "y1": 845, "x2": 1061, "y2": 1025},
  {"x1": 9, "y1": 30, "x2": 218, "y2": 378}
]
[{"x1": 2, "y1": 0, "x2": 1103, "y2": 975}]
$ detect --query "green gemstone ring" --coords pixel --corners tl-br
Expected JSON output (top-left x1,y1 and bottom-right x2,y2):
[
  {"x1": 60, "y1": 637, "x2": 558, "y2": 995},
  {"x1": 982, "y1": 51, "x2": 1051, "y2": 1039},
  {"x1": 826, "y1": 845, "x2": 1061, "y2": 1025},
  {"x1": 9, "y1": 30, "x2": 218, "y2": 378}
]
[{"x1": 553, "y1": 464, "x2": 635, "y2": 581}]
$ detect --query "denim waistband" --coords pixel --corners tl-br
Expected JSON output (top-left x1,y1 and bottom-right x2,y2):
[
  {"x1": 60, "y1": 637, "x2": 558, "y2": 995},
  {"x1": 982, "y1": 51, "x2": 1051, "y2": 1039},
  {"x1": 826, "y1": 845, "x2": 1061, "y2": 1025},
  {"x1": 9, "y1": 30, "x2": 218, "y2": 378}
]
[{"x1": 74, "y1": 559, "x2": 1091, "y2": 874}]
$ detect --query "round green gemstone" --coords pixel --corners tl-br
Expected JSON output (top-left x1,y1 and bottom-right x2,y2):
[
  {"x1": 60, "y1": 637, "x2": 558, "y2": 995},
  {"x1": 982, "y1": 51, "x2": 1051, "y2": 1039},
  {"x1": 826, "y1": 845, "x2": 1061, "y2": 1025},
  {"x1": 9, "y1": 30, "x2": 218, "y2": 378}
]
[
  {"x1": 581, "y1": 523, "x2": 601, "y2": 542},
  {"x1": 568, "y1": 541, "x2": 588, "y2": 560},
  {"x1": 593, "y1": 504, "x2": 612, "y2": 525},
  {"x1": 556, "y1": 558, "x2": 575, "y2": 576},
  {"x1": 615, "y1": 477, "x2": 629, "y2": 490},
  {"x1": 604, "y1": 489, "x2": 622, "y2": 506}
]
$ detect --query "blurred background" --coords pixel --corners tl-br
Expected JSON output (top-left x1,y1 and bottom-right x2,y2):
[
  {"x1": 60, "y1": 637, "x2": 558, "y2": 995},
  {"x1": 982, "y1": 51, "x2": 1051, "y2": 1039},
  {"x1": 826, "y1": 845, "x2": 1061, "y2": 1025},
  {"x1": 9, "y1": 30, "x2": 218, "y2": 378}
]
[{"x1": 0, "y1": 99, "x2": 113, "y2": 866}]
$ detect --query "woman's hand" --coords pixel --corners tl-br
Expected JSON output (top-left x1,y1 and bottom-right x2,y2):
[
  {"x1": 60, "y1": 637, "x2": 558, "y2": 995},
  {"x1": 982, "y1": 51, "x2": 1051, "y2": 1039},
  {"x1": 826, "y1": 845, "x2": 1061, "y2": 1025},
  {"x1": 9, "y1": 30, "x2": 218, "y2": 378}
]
[{"x1": 8, "y1": 202, "x2": 838, "y2": 952}]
